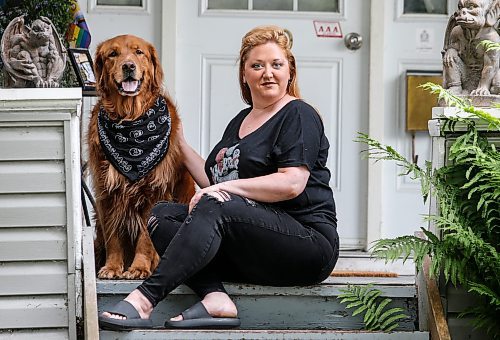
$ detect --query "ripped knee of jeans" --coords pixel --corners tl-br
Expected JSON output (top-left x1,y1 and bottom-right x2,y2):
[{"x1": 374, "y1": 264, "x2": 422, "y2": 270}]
[
  {"x1": 205, "y1": 190, "x2": 232, "y2": 202},
  {"x1": 147, "y1": 214, "x2": 159, "y2": 237}
]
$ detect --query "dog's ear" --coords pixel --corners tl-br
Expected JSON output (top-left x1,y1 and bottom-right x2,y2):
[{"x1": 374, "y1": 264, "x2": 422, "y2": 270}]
[
  {"x1": 148, "y1": 42, "x2": 164, "y2": 92},
  {"x1": 94, "y1": 42, "x2": 108, "y2": 94}
]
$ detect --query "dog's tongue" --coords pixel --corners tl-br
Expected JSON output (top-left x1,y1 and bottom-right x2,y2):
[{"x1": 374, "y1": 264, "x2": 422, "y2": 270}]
[{"x1": 122, "y1": 80, "x2": 138, "y2": 92}]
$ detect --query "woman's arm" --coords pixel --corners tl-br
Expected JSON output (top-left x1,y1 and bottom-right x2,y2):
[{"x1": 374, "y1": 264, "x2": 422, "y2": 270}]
[
  {"x1": 189, "y1": 166, "x2": 310, "y2": 212},
  {"x1": 178, "y1": 122, "x2": 211, "y2": 189}
]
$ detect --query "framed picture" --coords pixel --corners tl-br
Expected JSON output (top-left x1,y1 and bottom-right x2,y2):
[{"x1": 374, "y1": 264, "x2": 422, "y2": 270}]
[{"x1": 68, "y1": 48, "x2": 97, "y2": 93}]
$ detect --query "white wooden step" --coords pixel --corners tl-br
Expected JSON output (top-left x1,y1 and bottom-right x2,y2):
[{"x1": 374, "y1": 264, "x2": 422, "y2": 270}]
[
  {"x1": 100, "y1": 329, "x2": 429, "y2": 340},
  {"x1": 97, "y1": 276, "x2": 418, "y2": 331},
  {"x1": 334, "y1": 251, "x2": 415, "y2": 276}
]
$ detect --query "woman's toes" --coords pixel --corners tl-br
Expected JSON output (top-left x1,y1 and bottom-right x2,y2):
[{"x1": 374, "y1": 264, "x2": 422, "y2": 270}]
[
  {"x1": 102, "y1": 312, "x2": 125, "y2": 320},
  {"x1": 170, "y1": 315, "x2": 183, "y2": 321}
]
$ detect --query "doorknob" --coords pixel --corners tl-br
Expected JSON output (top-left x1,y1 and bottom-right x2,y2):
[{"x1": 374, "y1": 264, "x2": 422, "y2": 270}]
[{"x1": 344, "y1": 32, "x2": 363, "y2": 50}]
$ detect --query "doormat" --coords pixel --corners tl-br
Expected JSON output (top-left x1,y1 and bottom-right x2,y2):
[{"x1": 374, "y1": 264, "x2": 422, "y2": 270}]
[{"x1": 331, "y1": 270, "x2": 398, "y2": 277}]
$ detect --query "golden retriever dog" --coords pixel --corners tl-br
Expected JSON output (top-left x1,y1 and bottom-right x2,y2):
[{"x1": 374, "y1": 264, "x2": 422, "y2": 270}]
[{"x1": 88, "y1": 35, "x2": 195, "y2": 279}]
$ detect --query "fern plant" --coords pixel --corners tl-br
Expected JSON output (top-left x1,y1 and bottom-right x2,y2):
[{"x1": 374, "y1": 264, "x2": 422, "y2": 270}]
[
  {"x1": 338, "y1": 284, "x2": 408, "y2": 332},
  {"x1": 356, "y1": 83, "x2": 500, "y2": 338}
]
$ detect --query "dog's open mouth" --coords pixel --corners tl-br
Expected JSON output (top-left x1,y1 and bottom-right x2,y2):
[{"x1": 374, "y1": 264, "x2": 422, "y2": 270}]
[{"x1": 116, "y1": 77, "x2": 143, "y2": 96}]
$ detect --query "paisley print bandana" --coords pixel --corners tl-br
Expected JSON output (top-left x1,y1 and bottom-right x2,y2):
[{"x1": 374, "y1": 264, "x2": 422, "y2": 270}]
[{"x1": 97, "y1": 96, "x2": 172, "y2": 182}]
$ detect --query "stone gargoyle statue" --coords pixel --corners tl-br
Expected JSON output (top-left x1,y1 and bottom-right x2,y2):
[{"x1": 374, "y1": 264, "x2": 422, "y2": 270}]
[
  {"x1": 442, "y1": 0, "x2": 500, "y2": 96},
  {"x1": 1, "y1": 15, "x2": 67, "y2": 88}
]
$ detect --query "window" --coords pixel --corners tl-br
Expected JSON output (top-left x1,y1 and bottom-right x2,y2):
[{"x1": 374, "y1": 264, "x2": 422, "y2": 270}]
[
  {"x1": 403, "y1": 0, "x2": 447, "y2": 15},
  {"x1": 253, "y1": 0, "x2": 293, "y2": 11},
  {"x1": 89, "y1": 0, "x2": 148, "y2": 13},
  {"x1": 207, "y1": 0, "x2": 247, "y2": 10},
  {"x1": 97, "y1": 0, "x2": 142, "y2": 5},
  {"x1": 206, "y1": 0, "x2": 339, "y2": 13},
  {"x1": 298, "y1": 0, "x2": 338, "y2": 12}
]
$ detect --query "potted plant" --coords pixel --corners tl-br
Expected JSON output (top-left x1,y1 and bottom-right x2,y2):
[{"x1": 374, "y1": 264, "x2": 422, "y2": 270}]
[{"x1": 357, "y1": 83, "x2": 500, "y2": 339}]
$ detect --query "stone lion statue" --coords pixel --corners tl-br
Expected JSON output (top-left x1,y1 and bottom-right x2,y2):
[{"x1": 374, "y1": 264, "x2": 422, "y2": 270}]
[
  {"x1": 442, "y1": 0, "x2": 500, "y2": 96},
  {"x1": 1, "y1": 15, "x2": 66, "y2": 88}
]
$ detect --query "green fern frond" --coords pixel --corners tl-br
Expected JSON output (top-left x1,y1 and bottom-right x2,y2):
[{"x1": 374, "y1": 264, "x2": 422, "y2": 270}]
[
  {"x1": 355, "y1": 132, "x2": 432, "y2": 201},
  {"x1": 479, "y1": 39, "x2": 500, "y2": 52},
  {"x1": 370, "y1": 230, "x2": 434, "y2": 270},
  {"x1": 355, "y1": 83, "x2": 500, "y2": 337},
  {"x1": 459, "y1": 304, "x2": 500, "y2": 339},
  {"x1": 338, "y1": 285, "x2": 408, "y2": 332},
  {"x1": 419, "y1": 82, "x2": 472, "y2": 109},
  {"x1": 419, "y1": 82, "x2": 500, "y2": 130},
  {"x1": 467, "y1": 282, "x2": 500, "y2": 307}
]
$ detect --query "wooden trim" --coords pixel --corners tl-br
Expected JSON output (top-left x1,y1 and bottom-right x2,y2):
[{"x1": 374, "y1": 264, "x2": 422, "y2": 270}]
[
  {"x1": 366, "y1": 0, "x2": 386, "y2": 250},
  {"x1": 423, "y1": 256, "x2": 451, "y2": 340},
  {"x1": 83, "y1": 227, "x2": 99, "y2": 340},
  {"x1": 161, "y1": 0, "x2": 177, "y2": 96}
]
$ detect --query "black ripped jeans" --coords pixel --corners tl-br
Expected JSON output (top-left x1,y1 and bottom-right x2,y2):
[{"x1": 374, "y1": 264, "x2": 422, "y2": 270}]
[{"x1": 137, "y1": 194, "x2": 339, "y2": 307}]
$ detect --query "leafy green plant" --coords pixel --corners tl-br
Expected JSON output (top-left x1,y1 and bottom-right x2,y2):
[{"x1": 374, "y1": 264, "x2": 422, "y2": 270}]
[
  {"x1": 0, "y1": 0, "x2": 72, "y2": 40},
  {"x1": 356, "y1": 83, "x2": 500, "y2": 338},
  {"x1": 338, "y1": 284, "x2": 408, "y2": 332}
]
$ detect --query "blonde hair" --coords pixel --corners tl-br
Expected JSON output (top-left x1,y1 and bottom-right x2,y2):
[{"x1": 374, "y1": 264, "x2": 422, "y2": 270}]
[{"x1": 238, "y1": 25, "x2": 301, "y2": 105}]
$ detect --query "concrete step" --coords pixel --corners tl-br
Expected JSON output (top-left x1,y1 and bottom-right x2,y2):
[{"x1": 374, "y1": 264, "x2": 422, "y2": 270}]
[
  {"x1": 100, "y1": 329, "x2": 429, "y2": 340},
  {"x1": 334, "y1": 251, "x2": 415, "y2": 276},
  {"x1": 97, "y1": 275, "x2": 418, "y2": 331}
]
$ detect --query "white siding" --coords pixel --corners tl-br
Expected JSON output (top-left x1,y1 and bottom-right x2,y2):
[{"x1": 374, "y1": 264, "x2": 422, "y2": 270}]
[
  {"x1": 0, "y1": 194, "x2": 67, "y2": 227},
  {"x1": 0, "y1": 227, "x2": 67, "y2": 261},
  {"x1": 0, "y1": 296, "x2": 69, "y2": 329},
  {"x1": 0, "y1": 161, "x2": 65, "y2": 193},
  {"x1": 0, "y1": 329, "x2": 69, "y2": 339},
  {"x1": 0, "y1": 262, "x2": 68, "y2": 295},
  {"x1": 0, "y1": 88, "x2": 82, "y2": 339},
  {"x1": 0, "y1": 126, "x2": 64, "y2": 160}
]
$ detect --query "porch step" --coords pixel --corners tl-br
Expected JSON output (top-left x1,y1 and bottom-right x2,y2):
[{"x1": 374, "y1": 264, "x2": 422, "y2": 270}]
[
  {"x1": 97, "y1": 275, "x2": 418, "y2": 331},
  {"x1": 100, "y1": 329, "x2": 429, "y2": 340}
]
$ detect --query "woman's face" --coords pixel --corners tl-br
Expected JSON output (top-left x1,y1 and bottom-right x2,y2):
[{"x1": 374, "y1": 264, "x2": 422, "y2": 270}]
[{"x1": 243, "y1": 42, "x2": 290, "y2": 104}]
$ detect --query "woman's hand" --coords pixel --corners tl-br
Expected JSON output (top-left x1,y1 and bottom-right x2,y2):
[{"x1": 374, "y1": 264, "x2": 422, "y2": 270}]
[
  {"x1": 186, "y1": 166, "x2": 309, "y2": 212},
  {"x1": 188, "y1": 184, "x2": 225, "y2": 213}
]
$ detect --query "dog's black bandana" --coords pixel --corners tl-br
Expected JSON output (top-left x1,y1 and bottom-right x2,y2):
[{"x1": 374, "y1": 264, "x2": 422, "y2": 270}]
[{"x1": 97, "y1": 96, "x2": 172, "y2": 182}]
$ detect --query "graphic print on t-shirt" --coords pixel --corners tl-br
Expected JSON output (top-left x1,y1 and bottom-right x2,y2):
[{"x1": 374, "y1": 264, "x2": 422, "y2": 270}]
[{"x1": 210, "y1": 143, "x2": 240, "y2": 183}]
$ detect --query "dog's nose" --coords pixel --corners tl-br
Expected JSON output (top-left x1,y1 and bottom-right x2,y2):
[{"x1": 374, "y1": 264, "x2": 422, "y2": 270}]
[{"x1": 122, "y1": 62, "x2": 136, "y2": 72}]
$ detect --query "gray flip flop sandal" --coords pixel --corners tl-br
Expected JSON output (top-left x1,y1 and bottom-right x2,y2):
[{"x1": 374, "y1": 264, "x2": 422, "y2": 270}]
[
  {"x1": 165, "y1": 301, "x2": 241, "y2": 329},
  {"x1": 98, "y1": 300, "x2": 153, "y2": 330}
]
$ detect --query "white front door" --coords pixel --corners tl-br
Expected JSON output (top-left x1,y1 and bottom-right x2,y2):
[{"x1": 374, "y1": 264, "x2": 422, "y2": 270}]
[{"x1": 172, "y1": 0, "x2": 370, "y2": 250}]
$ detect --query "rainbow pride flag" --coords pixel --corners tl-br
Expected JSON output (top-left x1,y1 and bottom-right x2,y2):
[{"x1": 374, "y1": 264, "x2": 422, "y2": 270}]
[{"x1": 66, "y1": 0, "x2": 91, "y2": 48}]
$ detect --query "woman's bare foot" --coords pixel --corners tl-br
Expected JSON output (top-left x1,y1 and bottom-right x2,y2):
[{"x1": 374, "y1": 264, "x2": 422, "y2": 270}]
[
  {"x1": 170, "y1": 292, "x2": 237, "y2": 321},
  {"x1": 102, "y1": 289, "x2": 153, "y2": 320}
]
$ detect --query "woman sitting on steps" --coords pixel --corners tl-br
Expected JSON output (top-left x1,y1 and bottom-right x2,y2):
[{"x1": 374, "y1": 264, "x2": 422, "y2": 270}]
[{"x1": 98, "y1": 24, "x2": 340, "y2": 330}]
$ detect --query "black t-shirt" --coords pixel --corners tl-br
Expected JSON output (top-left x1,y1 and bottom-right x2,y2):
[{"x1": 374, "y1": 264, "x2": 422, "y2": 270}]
[{"x1": 204, "y1": 99, "x2": 337, "y2": 227}]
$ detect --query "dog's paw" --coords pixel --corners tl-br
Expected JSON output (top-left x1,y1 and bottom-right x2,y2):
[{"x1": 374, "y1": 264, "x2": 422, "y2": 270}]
[
  {"x1": 123, "y1": 266, "x2": 152, "y2": 280},
  {"x1": 97, "y1": 266, "x2": 124, "y2": 279}
]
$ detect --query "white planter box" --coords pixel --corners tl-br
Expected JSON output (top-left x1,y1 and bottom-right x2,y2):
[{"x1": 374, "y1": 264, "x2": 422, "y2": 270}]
[{"x1": 0, "y1": 88, "x2": 83, "y2": 340}]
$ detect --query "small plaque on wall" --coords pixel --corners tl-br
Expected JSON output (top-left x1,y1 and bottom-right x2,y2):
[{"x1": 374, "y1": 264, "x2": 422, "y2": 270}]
[{"x1": 406, "y1": 71, "x2": 442, "y2": 131}]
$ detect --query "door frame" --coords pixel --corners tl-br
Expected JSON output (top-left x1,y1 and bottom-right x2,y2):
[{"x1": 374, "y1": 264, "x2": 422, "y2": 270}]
[
  {"x1": 367, "y1": 1, "x2": 385, "y2": 250},
  {"x1": 161, "y1": 0, "x2": 177, "y2": 97}
]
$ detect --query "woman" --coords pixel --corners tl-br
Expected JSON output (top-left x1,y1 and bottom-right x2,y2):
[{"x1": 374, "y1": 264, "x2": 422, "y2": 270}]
[{"x1": 99, "y1": 25, "x2": 339, "y2": 330}]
